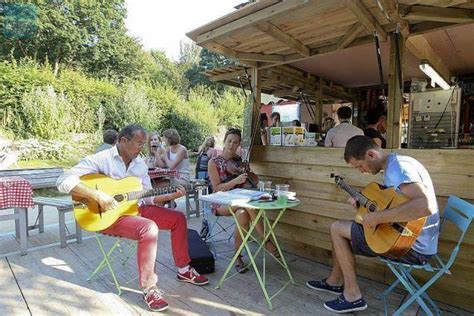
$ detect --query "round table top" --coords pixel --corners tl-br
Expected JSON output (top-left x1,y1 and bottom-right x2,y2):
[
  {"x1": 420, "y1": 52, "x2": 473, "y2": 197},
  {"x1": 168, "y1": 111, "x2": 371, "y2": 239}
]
[{"x1": 237, "y1": 198, "x2": 300, "y2": 210}]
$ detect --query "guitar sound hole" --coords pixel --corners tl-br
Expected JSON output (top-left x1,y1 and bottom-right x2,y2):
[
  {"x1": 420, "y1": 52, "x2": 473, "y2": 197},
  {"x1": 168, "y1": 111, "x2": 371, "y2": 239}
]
[{"x1": 114, "y1": 195, "x2": 124, "y2": 202}]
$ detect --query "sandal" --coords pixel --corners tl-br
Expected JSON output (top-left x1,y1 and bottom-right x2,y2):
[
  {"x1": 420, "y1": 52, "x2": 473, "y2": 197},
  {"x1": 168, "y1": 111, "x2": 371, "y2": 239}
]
[{"x1": 234, "y1": 255, "x2": 249, "y2": 274}]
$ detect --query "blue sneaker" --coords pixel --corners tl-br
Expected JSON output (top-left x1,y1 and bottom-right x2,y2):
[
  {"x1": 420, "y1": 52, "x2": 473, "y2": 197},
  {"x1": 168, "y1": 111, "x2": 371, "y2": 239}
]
[
  {"x1": 306, "y1": 278, "x2": 343, "y2": 294},
  {"x1": 324, "y1": 294, "x2": 367, "y2": 313}
]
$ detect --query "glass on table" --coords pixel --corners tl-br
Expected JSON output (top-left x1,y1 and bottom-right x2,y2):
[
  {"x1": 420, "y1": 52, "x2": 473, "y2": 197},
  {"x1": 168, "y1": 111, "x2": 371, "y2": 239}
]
[
  {"x1": 264, "y1": 181, "x2": 273, "y2": 194},
  {"x1": 275, "y1": 184, "x2": 290, "y2": 206}
]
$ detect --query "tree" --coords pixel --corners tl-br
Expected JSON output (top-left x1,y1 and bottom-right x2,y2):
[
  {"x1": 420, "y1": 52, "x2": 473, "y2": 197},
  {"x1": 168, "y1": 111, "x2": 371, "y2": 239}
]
[
  {"x1": 184, "y1": 48, "x2": 236, "y2": 92},
  {"x1": 0, "y1": 0, "x2": 149, "y2": 80}
]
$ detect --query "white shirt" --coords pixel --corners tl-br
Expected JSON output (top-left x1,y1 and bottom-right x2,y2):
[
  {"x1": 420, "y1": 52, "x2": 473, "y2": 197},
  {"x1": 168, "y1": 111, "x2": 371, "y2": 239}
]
[
  {"x1": 56, "y1": 146, "x2": 154, "y2": 205},
  {"x1": 324, "y1": 121, "x2": 364, "y2": 148}
]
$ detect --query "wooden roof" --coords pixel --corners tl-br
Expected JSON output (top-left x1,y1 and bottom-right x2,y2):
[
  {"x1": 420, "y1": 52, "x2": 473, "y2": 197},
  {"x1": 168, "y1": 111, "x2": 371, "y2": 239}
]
[{"x1": 187, "y1": 0, "x2": 474, "y2": 88}]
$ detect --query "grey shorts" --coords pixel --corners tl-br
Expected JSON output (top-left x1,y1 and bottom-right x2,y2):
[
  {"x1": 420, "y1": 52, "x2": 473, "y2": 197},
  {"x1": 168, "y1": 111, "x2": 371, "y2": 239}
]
[{"x1": 350, "y1": 222, "x2": 430, "y2": 265}]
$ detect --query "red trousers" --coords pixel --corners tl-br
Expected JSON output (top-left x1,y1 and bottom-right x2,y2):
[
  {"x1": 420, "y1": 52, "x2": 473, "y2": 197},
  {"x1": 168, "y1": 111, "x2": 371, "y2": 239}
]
[{"x1": 101, "y1": 205, "x2": 190, "y2": 289}]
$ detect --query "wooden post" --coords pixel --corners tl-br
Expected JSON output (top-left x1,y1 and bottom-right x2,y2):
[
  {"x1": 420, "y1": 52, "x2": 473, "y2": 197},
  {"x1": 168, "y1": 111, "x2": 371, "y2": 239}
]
[
  {"x1": 315, "y1": 78, "x2": 324, "y2": 125},
  {"x1": 386, "y1": 32, "x2": 405, "y2": 149},
  {"x1": 248, "y1": 67, "x2": 261, "y2": 148}
]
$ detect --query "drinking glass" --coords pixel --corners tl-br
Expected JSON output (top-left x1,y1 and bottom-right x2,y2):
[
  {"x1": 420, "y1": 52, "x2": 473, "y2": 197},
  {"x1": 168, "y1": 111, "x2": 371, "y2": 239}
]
[
  {"x1": 275, "y1": 184, "x2": 289, "y2": 206},
  {"x1": 264, "y1": 181, "x2": 273, "y2": 194},
  {"x1": 258, "y1": 181, "x2": 265, "y2": 192}
]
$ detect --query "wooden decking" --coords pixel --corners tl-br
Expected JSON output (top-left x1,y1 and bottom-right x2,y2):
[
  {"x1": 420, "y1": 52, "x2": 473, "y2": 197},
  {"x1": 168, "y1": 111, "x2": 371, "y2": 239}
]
[{"x1": 0, "y1": 205, "x2": 470, "y2": 315}]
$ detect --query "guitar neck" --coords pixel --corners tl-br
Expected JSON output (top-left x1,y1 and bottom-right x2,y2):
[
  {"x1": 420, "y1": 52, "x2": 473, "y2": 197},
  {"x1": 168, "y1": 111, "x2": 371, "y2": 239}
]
[
  {"x1": 127, "y1": 185, "x2": 188, "y2": 201},
  {"x1": 336, "y1": 180, "x2": 370, "y2": 208}
]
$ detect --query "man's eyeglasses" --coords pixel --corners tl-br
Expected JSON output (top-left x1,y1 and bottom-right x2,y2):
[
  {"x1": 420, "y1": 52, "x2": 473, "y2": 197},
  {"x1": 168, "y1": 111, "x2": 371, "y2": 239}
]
[{"x1": 127, "y1": 138, "x2": 145, "y2": 148}]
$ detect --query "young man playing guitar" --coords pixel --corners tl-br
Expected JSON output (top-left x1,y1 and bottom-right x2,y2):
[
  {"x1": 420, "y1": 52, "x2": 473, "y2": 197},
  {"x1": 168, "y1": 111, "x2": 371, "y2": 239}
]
[
  {"x1": 57, "y1": 124, "x2": 208, "y2": 312},
  {"x1": 306, "y1": 135, "x2": 440, "y2": 313}
]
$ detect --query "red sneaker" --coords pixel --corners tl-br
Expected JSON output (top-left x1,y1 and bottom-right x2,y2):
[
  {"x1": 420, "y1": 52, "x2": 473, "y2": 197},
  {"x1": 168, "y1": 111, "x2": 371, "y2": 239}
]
[
  {"x1": 143, "y1": 287, "x2": 169, "y2": 312},
  {"x1": 177, "y1": 267, "x2": 209, "y2": 285}
]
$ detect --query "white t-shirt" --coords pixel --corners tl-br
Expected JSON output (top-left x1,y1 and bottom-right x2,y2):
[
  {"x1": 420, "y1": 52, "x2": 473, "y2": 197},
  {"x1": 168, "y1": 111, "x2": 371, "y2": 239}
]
[{"x1": 324, "y1": 121, "x2": 364, "y2": 148}]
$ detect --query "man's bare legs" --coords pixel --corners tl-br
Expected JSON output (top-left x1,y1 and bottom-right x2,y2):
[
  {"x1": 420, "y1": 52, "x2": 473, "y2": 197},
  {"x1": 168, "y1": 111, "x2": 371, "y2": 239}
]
[{"x1": 326, "y1": 220, "x2": 362, "y2": 302}]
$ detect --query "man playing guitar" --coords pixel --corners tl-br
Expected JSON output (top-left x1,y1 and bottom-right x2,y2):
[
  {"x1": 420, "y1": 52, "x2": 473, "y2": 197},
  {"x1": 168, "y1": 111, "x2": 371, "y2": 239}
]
[
  {"x1": 306, "y1": 135, "x2": 440, "y2": 313},
  {"x1": 56, "y1": 124, "x2": 208, "y2": 312}
]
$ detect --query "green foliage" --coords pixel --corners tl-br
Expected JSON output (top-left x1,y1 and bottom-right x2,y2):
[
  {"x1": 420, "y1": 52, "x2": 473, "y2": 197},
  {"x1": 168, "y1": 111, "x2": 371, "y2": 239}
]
[
  {"x1": 215, "y1": 89, "x2": 246, "y2": 129},
  {"x1": 13, "y1": 86, "x2": 75, "y2": 140},
  {"x1": 0, "y1": 0, "x2": 149, "y2": 80},
  {"x1": 110, "y1": 84, "x2": 160, "y2": 131}
]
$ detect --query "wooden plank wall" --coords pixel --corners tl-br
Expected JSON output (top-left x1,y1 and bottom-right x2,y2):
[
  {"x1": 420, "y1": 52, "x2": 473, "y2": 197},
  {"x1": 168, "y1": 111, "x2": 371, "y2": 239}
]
[{"x1": 251, "y1": 146, "x2": 474, "y2": 312}]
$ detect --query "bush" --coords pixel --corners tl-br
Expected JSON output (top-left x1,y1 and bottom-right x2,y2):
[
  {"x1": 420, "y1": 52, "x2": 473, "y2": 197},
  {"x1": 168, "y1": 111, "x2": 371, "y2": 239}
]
[
  {"x1": 12, "y1": 86, "x2": 75, "y2": 140},
  {"x1": 104, "y1": 83, "x2": 160, "y2": 131},
  {"x1": 215, "y1": 89, "x2": 246, "y2": 129}
]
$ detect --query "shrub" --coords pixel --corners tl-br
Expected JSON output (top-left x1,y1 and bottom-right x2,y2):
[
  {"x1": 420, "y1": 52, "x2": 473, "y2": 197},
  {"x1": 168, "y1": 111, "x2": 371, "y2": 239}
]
[
  {"x1": 12, "y1": 86, "x2": 75, "y2": 140},
  {"x1": 215, "y1": 89, "x2": 246, "y2": 129}
]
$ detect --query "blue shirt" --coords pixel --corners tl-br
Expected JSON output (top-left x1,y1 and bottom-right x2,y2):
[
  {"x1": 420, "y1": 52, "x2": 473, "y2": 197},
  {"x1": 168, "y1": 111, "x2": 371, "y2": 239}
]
[{"x1": 384, "y1": 153, "x2": 439, "y2": 255}]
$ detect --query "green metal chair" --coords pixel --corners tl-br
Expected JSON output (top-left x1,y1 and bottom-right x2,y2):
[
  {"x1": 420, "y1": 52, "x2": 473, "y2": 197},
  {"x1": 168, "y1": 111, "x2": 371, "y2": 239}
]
[
  {"x1": 87, "y1": 233, "x2": 137, "y2": 295},
  {"x1": 379, "y1": 195, "x2": 474, "y2": 315}
]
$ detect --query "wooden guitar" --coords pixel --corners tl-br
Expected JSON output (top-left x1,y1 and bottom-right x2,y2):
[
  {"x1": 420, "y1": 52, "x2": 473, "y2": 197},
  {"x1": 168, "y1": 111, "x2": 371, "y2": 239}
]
[
  {"x1": 334, "y1": 175, "x2": 426, "y2": 257},
  {"x1": 72, "y1": 174, "x2": 206, "y2": 232}
]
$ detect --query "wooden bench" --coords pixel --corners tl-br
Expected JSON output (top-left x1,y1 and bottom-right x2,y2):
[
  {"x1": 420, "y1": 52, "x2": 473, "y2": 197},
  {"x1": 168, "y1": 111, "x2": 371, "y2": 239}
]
[{"x1": 0, "y1": 168, "x2": 82, "y2": 248}]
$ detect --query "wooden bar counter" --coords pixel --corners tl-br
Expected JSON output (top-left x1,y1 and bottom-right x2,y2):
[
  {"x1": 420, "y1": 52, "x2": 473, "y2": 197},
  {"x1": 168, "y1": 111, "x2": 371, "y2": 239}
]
[{"x1": 251, "y1": 145, "x2": 474, "y2": 312}]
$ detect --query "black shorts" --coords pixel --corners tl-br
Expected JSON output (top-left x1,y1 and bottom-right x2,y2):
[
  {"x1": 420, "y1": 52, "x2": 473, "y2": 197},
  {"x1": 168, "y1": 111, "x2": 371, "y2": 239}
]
[{"x1": 350, "y1": 222, "x2": 431, "y2": 265}]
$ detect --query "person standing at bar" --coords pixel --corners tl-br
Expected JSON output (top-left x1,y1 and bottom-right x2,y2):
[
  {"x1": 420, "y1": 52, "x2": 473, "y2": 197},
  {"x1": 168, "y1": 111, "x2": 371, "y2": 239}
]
[{"x1": 324, "y1": 106, "x2": 363, "y2": 148}]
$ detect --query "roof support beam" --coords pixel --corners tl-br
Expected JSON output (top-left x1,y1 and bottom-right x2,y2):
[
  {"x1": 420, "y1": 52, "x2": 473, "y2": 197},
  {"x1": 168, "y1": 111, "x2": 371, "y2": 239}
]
[
  {"x1": 196, "y1": 0, "x2": 310, "y2": 44},
  {"x1": 256, "y1": 22, "x2": 311, "y2": 56},
  {"x1": 377, "y1": 0, "x2": 410, "y2": 37},
  {"x1": 236, "y1": 51, "x2": 286, "y2": 62},
  {"x1": 344, "y1": 0, "x2": 387, "y2": 41},
  {"x1": 337, "y1": 22, "x2": 366, "y2": 49},
  {"x1": 400, "y1": 5, "x2": 474, "y2": 23},
  {"x1": 406, "y1": 34, "x2": 451, "y2": 83},
  {"x1": 203, "y1": 42, "x2": 259, "y2": 67},
  {"x1": 208, "y1": 69, "x2": 246, "y2": 82}
]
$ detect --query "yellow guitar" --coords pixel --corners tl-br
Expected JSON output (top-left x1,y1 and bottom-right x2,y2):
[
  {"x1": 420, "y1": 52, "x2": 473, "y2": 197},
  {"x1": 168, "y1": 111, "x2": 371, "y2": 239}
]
[
  {"x1": 334, "y1": 175, "x2": 427, "y2": 257},
  {"x1": 72, "y1": 174, "x2": 205, "y2": 232}
]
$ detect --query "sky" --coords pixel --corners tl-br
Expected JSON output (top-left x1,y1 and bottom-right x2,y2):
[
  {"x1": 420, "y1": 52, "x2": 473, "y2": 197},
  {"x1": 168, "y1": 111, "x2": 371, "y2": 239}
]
[{"x1": 125, "y1": 0, "x2": 243, "y2": 60}]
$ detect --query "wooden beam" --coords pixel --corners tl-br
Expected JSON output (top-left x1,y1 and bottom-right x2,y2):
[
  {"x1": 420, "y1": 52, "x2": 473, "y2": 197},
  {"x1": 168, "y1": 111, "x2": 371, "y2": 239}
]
[
  {"x1": 400, "y1": 5, "x2": 474, "y2": 23},
  {"x1": 258, "y1": 34, "x2": 375, "y2": 70},
  {"x1": 196, "y1": 0, "x2": 309, "y2": 44},
  {"x1": 208, "y1": 69, "x2": 245, "y2": 82},
  {"x1": 386, "y1": 32, "x2": 405, "y2": 149},
  {"x1": 186, "y1": 0, "x2": 279, "y2": 41},
  {"x1": 406, "y1": 34, "x2": 450, "y2": 82},
  {"x1": 377, "y1": 0, "x2": 410, "y2": 37},
  {"x1": 235, "y1": 51, "x2": 285, "y2": 62},
  {"x1": 344, "y1": 0, "x2": 387, "y2": 41},
  {"x1": 337, "y1": 22, "x2": 366, "y2": 49},
  {"x1": 203, "y1": 42, "x2": 259, "y2": 67},
  {"x1": 256, "y1": 22, "x2": 311, "y2": 57}
]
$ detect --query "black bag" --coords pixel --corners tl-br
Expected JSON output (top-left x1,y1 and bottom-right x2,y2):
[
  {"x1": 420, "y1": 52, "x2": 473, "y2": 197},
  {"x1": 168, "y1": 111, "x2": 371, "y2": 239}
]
[{"x1": 188, "y1": 229, "x2": 214, "y2": 274}]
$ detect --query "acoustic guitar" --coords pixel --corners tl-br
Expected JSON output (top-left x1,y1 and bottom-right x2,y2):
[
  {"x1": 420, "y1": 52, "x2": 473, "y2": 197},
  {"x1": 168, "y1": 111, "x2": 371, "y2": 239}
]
[
  {"x1": 334, "y1": 175, "x2": 426, "y2": 257},
  {"x1": 72, "y1": 174, "x2": 205, "y2": 232}
]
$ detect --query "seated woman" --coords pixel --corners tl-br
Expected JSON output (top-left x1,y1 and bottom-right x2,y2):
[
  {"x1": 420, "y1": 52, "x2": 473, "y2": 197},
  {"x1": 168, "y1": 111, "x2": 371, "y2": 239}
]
[
  {"x1": 196, "y1": 136, "x2": 217, "y2": 180},
  {"x1": 145, "y1": 132, "x2": 165, "y2": 168},
  {"x1": 208, "y1": 128, "x2": 279, "y2": 273},
  {"x1": 155, "y1": 128, "x2": 190, "y2": 186}
]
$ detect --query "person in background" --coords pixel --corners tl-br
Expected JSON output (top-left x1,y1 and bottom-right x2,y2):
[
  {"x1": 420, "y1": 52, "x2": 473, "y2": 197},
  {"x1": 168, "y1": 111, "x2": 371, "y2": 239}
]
[
  {"x1": 307, "y1": 135, "x2": 439, "y2": 313},
  {"x1": 145, "y1": 132, "x2": 165, "y2": 168},
  {"x1": 95, "y1": 129, "x2": 118, "y2": 153},
  {"x1": 291, "y1": 119, "x2": 301, "y2": 127},
  {"x1": 322, "y1": 117, "x2": 335, "y2": 133},
  {"x1": 208, "y1": 128, "x2": 280, "y2": 273},
  {"x1": 270, "y1": 112, "x2": 281, "y2": 127},
  {"x1": 364, "y1": 108, "x2": 387, "y2": 148},
  {"x1": 259, "y1": 113, "x2": 269, "y2": 145},
  {"x1": 57, "y1": 124, "x2": 208, "y2": 312},
  {"x1": 324, "y1": 106, "x2": 364, "y2": 148},
  {"x1": 196, "y1": 136, "x2": 217, "y2": 179},
  {"x1": 155, "y1": 128, "x2": 190, "y2": 185}
]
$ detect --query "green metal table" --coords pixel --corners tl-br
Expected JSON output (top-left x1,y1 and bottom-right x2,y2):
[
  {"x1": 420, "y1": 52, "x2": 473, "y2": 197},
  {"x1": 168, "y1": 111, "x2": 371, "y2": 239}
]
[{"x1": 215, "y1": 198, "x2": 300, "y2": 310}]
